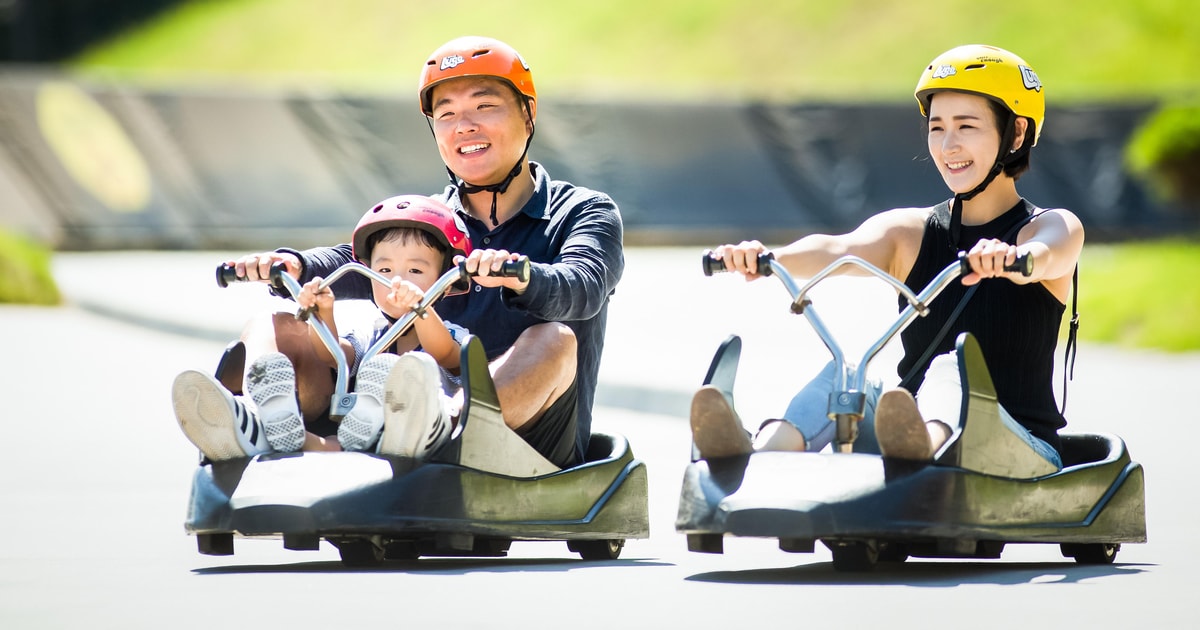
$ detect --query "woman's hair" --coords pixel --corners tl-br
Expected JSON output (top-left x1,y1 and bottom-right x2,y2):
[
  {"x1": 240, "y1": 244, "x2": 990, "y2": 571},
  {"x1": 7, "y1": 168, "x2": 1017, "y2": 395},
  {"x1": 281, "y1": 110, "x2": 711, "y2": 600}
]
[
  {"x1": 363, "y1": 226, "x2": 449, "y2": 267},
  {"x1": 986, "y1": 99, "x2": 1035, "y2": 180}
]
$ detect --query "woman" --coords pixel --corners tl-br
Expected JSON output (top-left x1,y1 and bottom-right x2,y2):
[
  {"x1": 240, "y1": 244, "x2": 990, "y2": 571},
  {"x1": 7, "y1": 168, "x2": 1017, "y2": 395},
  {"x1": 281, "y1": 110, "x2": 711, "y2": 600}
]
[{"x1": 693, "y1": 44, "x2": 1083, "y2": 469}]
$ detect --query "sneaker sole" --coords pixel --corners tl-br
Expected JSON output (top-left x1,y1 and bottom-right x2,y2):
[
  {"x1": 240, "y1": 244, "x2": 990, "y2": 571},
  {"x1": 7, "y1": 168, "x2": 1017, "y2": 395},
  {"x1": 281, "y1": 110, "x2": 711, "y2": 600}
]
[
  {"x1": 338, "y1": 355, "x2": 397, "y2": 452},
  {"x1": 246, "y1": 353, "x2": 305, "y2": 452},
  {"x1": 690, "y1": 386, "x2": 752, "y2": 459},
  {"x1": 378, "y1": 354, "x2": 441, "y2": 458},
  {"x1": 875, "y1": 389, "x2": 932, "y2": 460},
  {"x1": 173, "y1": 371, "x2": 249, "y2": 461}
]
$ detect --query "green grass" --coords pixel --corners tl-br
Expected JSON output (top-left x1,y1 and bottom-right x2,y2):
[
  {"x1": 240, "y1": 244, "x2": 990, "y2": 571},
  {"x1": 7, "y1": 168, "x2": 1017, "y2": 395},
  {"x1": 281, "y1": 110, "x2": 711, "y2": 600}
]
[
  {"x1": 71, "y1": 0, "x2": 1200, "y2": 102},
  {"x1": 1076, "y1": 240, "x2": 1200, "y2": 352},
  {"x1": 0, "y1": 229, "x2": 61, "y2": 306}
]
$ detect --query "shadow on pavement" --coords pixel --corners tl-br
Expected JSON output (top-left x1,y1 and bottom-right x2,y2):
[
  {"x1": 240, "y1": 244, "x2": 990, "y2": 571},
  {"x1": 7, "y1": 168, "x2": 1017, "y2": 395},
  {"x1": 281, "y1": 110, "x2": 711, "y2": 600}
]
[
  {"x1": 193, "y1": 557, "x2": 674, "y2": 576},
  {"x1": 685, "y1": 561, "x2": 1152, "y2": 587}
]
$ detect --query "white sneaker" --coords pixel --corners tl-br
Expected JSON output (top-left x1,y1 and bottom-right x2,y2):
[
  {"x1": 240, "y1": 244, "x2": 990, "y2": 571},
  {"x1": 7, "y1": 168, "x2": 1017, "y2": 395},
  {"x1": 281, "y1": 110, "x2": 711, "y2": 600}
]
[
  {"x1": 377, "y1": 352, "x2": 452, "y2": 459},
  {"x1": 338, "y1": 353, "x2": 399, "y2": 452},
  {"x1": 172, "y1": 370, "x2": 271, "y2": 461},
  {"x1": 245, "y1": 352, "x2": 306, "y2": 453}
]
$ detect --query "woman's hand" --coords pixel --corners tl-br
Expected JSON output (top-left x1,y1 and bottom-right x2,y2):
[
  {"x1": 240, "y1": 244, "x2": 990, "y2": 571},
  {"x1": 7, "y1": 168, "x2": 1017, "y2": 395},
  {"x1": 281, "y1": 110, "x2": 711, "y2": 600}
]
[
  {"x1": 962, "y1": 238, "x2": 1027, "y2": 286},
  {"x1": 710, "y1": 240, "x2": 768, "y2": 279}
]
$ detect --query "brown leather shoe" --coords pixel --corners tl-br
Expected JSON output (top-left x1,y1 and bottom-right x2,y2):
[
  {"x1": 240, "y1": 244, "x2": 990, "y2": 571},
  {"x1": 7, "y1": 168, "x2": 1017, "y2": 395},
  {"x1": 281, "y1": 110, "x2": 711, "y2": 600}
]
[
  {"x1": 690, "y1": 385, "x2": 753, "y2": 459},
  {"x1": 875, "y1": 388, "x2": 933, "y2": 460}
]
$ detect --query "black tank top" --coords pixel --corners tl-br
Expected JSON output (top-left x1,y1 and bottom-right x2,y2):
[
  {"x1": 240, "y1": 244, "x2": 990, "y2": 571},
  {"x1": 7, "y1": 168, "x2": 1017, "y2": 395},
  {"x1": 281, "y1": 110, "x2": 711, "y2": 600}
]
[{"x1": 897, "y1": 199, "x2": 1066, "y2": 451}]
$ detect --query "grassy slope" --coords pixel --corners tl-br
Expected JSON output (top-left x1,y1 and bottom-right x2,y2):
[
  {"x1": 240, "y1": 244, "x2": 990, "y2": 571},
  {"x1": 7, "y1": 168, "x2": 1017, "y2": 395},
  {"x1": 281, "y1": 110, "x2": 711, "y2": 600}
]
[
  {"x1": 1077, "y1": 240, "x2": 1200, "y2": 352},
  {"x1": 0, "y1": 230, "x2": 60, "y2": 306},
  {"x1": 73, "y1": 0, "x2": 1200, "y2": 102},
  {"x1": 69, "y1": 0, "x2": 1200, "y2": 350}
]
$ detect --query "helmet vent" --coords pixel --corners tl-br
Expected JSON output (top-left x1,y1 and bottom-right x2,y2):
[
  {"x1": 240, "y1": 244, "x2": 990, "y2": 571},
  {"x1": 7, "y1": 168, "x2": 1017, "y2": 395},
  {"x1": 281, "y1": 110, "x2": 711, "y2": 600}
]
[
  {"x1": 472, "y1": 49, "x2": 490, "y2": 58},
  {"x1": 371, "y1": 203, "x2": 383, "y2": 213},
  {"x1": 965, "y1": 63, "x2": 986, "y2": 71},
  {"x1": 396, "y1": 201, "x2": 410, "y2": 209}
]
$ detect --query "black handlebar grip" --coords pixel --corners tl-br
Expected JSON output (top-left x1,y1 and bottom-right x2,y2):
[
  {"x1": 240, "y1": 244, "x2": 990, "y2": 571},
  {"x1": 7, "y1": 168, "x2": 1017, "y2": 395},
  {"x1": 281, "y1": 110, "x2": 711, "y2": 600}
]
[
  {"x1": 1005, "y1": 252, "x2": 1034, "y2": 277},
  {"x1": 215, "y1": 264, "x2": 240, "y2": 288},
  {"x1": 215, "y1": 261, "x2": 295, "y2": 292},
  {"x1": 701, "y1": 250, "x2": 775, "y2": 277},
  {"x1": 957, "y1": 252, "x2": 1034, "y2": 278},
  {"x1": 459, "y1": 256, "x2": 531, "y2": 283},
  {"x1": 701, "y1": 250, "x2": 725, "y2": 276},
  {"x1": 267, "y1": 261, "x2": 292, "y2": 294}
]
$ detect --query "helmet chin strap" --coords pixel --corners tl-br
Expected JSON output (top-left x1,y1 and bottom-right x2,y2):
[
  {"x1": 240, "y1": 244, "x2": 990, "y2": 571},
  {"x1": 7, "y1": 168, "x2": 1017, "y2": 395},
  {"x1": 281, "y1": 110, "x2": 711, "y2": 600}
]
[
  {"x1": 948, "y1": 112, "x2": 1029, "y2": 250},
  {"x1": 453, "y1": 153, "x2": 524, "y2": 228}
]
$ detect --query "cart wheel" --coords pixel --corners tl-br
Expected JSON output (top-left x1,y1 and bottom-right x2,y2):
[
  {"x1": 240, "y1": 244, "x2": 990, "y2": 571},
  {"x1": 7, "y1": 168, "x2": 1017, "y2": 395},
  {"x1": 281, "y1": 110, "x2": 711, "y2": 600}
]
[
  {"x1": 568, "y1": 539, "x2": 624, "y2": 561},
  {"x1": 335, "y1": 539, "x2": 385, "y2": 567},
  {"x1": 197, "y1": 533, "x2": 234, "y2": 556},
  {"x1": 383, "y1": 540, "x2": 420, "y2": 561},
  {"x1": 829, "y1": 541, "x2": 879, "y2": 572},
  {"x1": 1061, "y1": 543, "x2": 1119, "y2": 565},
  {"x1": 877, "y1": 542, "x2": 909, "y2": 563},
  {"x1": 687, "y1": 533, "x2": 723, "y2": 554}
]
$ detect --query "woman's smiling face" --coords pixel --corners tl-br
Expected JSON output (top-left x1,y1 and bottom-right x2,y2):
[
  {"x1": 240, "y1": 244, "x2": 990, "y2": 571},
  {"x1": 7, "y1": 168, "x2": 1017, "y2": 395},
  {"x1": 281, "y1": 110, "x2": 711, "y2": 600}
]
[{"x1": 926, "y1": 91, "x2": 1004, "y2": 195}]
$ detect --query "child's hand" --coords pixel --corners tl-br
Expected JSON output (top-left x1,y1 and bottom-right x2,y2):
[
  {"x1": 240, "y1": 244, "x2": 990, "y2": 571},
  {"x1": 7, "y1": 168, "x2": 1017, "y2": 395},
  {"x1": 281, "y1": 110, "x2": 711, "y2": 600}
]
[
  {"x1": 384, "y1": 278, "x2": 426, "y2": 313},
  {"x1": 297, "y1": 277, "x2": 334, "y2": 313}
]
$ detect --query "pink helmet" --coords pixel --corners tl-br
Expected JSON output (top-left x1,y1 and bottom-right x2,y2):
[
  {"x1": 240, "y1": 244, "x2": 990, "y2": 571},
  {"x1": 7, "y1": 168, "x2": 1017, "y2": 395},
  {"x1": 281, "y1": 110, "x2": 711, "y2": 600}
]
[{"x1": 352, "y1": 195, "x2": 471, "y2": 268}]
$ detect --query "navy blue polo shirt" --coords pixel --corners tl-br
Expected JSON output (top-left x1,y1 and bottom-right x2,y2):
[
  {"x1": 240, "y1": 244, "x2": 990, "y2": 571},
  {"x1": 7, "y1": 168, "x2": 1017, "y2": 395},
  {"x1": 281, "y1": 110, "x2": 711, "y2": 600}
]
[{"x1": 286, "y1": 162, "x2": 625, "y2": 460}]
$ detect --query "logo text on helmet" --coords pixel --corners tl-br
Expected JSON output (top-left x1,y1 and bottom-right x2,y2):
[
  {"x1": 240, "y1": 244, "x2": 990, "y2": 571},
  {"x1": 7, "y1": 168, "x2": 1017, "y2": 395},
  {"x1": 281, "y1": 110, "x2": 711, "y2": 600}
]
[
  {"x1": 931, "y1": 65, "x2": 957, "y2": 80},
  {"x1": 440, "y1": 54, "x2": 466, "y2": 71},
  {"x1": 1019, "y1": 65, "x2": 1042, "y2": 92}
]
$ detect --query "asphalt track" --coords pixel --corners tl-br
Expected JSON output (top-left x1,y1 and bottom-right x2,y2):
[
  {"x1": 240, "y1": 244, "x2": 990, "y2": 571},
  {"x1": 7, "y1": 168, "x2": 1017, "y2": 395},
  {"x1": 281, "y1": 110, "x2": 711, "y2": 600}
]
[{"x1": 1, "y1": 248, "x2": 1196, "y2": 629}]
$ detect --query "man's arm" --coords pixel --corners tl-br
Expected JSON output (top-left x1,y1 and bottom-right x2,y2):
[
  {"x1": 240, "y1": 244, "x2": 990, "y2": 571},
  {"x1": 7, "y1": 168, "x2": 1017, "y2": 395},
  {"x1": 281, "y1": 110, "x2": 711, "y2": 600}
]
[
  {"x1": 505, "y1": 195, "x2": 624, "y2": 322},
  {"x1": 275, "y1": 243, "x2": 373, "y2": 300}
]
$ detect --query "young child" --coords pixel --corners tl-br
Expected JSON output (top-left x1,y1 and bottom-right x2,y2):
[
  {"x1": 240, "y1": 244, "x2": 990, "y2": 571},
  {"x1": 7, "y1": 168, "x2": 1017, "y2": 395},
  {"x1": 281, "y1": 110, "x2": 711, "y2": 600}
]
[{"x1": 172, "y1": 195, "x2": 471, "y2": 460}]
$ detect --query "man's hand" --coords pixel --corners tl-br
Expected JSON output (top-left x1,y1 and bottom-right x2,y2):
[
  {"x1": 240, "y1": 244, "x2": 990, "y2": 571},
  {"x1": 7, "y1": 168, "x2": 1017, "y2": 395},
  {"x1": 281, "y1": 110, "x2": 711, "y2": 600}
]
[
  {"x1": 228, "y1": 251, "x2": 302, "y2": 283},
  {"x1": 460, "y1": 249, "x2": 530, "y2": 294}
]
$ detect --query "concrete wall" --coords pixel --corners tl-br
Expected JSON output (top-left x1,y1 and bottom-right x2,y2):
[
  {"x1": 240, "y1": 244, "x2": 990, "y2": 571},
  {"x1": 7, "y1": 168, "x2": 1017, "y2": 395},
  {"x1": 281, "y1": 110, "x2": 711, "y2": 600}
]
[{"x1": 0, "y1": 71, "x2": 1189, "y2": 251}]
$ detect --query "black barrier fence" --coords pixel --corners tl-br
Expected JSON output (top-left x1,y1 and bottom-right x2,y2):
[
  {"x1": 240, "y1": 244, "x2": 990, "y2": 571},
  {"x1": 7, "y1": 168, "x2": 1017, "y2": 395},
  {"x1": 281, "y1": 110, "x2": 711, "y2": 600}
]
[
  {"x1": 0, "y1": 72, "x2": 1192, "y2": 251},
  {"x1": 0, "y1": 0, "x2": 180, "y2": 62}
]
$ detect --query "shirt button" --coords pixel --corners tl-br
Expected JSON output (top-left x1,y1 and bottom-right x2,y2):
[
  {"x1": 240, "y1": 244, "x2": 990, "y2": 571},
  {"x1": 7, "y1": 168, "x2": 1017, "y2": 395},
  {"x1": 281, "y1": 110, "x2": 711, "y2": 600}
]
[
  {"x1": 474, "y1": 285, "x2": 482, "y2": 292},
  {"x1": 483, "y1": 237, "x2": 491, "y2": 245}
]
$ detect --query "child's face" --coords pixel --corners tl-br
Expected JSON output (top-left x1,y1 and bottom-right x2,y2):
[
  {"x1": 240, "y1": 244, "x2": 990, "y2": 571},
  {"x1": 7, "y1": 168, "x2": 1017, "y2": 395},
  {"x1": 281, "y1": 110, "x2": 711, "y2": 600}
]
[{"x1": 369, "y1": 237, "x2": 444, "y2": 317}]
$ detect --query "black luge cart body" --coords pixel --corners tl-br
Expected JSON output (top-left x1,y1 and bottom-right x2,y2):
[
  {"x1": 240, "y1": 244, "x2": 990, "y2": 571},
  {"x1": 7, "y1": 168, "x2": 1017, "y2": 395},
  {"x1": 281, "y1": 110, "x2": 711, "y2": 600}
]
[
  {"x1": 186, "y1": 262, "x2": 649, "y2": 565},
  {"x1": 676, "y1": 254, "x2": 1145, "y2": 571}
]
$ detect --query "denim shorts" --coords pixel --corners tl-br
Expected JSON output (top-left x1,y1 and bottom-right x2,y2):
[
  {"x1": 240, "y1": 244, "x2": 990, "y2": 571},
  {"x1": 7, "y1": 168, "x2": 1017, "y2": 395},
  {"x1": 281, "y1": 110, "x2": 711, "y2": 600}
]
[{"x1": 780, "y1": 353, "x2": 1062, "y2": 470}]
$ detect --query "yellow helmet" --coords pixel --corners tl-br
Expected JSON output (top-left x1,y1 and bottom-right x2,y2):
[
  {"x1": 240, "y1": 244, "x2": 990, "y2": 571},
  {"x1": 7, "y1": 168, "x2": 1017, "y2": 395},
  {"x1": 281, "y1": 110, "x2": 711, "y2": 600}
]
[{"x1": 915, "y1": 44, "x2": 1044, "y2": 146}]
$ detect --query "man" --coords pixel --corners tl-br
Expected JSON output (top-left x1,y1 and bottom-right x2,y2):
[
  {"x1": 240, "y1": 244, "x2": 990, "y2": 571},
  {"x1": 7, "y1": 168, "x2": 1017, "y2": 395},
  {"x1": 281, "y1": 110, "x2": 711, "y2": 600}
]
[{"x1": 184, "y1": 36, "x2": 623, "y2": 468}]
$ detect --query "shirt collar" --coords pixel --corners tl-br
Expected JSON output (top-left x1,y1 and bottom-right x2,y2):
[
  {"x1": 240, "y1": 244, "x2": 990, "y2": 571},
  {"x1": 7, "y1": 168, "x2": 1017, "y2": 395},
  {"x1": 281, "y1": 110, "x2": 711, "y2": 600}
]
[{"x1": 444, "y1": 161, "x2": 551, "y2": 225}]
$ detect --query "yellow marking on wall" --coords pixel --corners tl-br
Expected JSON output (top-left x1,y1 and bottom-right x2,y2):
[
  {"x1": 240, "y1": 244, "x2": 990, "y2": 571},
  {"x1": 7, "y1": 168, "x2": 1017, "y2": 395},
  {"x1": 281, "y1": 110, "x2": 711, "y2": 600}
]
[{"x1": 36, "y1": 81, "x2": 152, "y2": 213}]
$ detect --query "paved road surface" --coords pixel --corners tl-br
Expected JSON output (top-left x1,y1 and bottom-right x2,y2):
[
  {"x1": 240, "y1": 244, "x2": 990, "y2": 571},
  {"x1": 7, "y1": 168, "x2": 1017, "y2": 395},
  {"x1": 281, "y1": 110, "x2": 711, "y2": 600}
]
[{"x1": 0, "y1": 248, "x2": 1195, "y2": 628}]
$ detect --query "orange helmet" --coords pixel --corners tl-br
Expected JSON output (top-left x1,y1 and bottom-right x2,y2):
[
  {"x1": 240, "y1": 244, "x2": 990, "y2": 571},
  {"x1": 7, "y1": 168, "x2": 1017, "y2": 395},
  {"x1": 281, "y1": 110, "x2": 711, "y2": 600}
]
[
  {"x1": 419, "y1": 36, "x2": 536, "y2": 116},
  {"x1": 352, "y1": 195, "x2": 471, "y2": 268}
]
